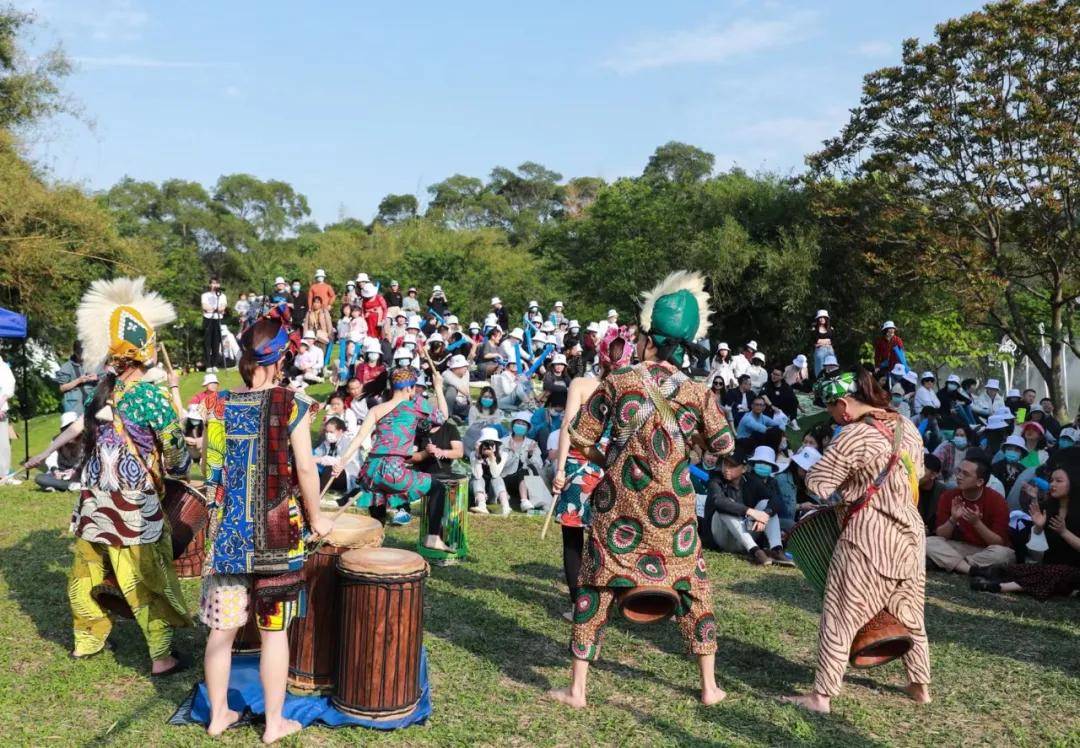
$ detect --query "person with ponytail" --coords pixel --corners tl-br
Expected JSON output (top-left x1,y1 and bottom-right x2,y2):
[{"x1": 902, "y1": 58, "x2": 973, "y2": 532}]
[
  {"x1": 200, "y1": 309, "x2": 333, "y2": 743},
  {"x1": 548, "y1": 271, "x2": 735, "y2": 710},
  {"x1": 782, "y1": 368, "x2": 930, "y2": 714},
  {"x1": 67, "y1": 278, "x2": 192, "y2": 675},
  {"x1": 349, "y1": 366, "x2": 452, "y2": 551}
]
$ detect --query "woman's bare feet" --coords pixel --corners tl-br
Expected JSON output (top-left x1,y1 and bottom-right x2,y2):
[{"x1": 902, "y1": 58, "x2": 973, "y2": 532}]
[
  {"x1": 546, "y1": 686, "x2": 587, "y2": 709},
  {"x1": 700, "y1": 685, "x2": 727, "y2": 705},
  {"x1": 904, "y1": 682, "x2": 931, "y2": 704},
  {"x1": 782, "y1": 692, "x2": 831, "y2": 714},
  {"x1": 206, "y1": 708, "x2": 240, "y2": 737},
  {"x1": 262, "y1": 717, "x2": 302, "y2": 744},
  {"x1": 423, "y1": 535, "x2": 452, "y2": 552}
]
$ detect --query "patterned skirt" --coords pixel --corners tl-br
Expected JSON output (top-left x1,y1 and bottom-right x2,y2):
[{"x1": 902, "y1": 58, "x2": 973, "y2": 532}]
[
  {"x1": 555, "y1": 451, "x2": 603, "y2": 528},
  {"x1": 1002, "y1": 563, "x2": 1080, "y2": 599},
  {"x1": 355, "y1": 455, "x2": 432, "y2": 509}
]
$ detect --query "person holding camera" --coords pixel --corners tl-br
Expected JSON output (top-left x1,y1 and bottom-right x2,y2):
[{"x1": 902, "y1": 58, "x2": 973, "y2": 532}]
[{"x1": 201, "y1": 278, "x2": 227, "y2": 372}]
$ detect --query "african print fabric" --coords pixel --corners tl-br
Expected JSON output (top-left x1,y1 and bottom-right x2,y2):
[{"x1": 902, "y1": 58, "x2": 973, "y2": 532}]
[
  {"x1": 567, "y1": 361, "x2": 734, "y2": 658},
  {"x1": 203, "y1": 387, "x2": 314, "y2": 576},
  {"x1": 68, "y1": 533, "x2": 192, "y2": 659},
  {"x1": 554, "y1": 449, "x2": 602, "y2": 528},
  {"x1": 73, "y1": 379, "x2": 190, "y2": 546},
  {"x1": 355, "y1": 393, "x2": 444, "y2": 509},
  {"x1": 199, "y1": 573, "x2": 304, "y2": 632}
]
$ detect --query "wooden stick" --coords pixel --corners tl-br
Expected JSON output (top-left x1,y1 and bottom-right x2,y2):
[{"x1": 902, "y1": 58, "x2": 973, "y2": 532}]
[
  {"x1": 157, "y1": 342, "x2": 185, "y2": 419},
  {"x1": 540, "y1": 463, "x2": 588, "y2": 540}
]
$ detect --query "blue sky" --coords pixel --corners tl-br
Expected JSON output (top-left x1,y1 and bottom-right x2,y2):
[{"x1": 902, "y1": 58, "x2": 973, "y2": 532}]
[{"x1": 21, "y1": 0, "x2": 986, "y2": 225}]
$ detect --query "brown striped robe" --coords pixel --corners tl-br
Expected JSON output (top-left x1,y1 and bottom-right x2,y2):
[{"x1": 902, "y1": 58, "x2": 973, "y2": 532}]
[{"x1": 805, "y1": 411, "x2": 931, "y2": 695}]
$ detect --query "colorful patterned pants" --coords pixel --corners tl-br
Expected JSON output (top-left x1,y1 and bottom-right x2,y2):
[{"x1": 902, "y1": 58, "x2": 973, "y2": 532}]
[
  {"x1": 68, "y1": 534, "x2": 192, "y2": 660},
  {"x1": 815, "y1": 541, "x2": 931, "y2": 696},
  {"x1": 569, "y1": 568, "x2": 718, "y2": 662}
]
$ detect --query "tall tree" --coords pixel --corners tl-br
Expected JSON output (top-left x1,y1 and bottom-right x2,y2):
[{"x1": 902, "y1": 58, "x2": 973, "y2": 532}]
[
  {"x1": 375, "y1": 193, "x2": 419, "y2": 224},
  {"x1": 0, "y1": 8, "x2": 72, "y2": 132},
  {"x1": 809, "y1": 0, "x2": 1080, "y2": 415},
  {"x1": 643, "y1": 141, "x2": 715, "y2": 184}
]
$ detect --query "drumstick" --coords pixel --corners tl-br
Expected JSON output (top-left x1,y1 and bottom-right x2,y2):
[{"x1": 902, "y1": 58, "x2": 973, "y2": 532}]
[
  {"x1": 158, "y1": 342, "x2": 185, "y2": 420},
  {"x1": 540, "y1": 463, "x2": 587, "y2": 540}
]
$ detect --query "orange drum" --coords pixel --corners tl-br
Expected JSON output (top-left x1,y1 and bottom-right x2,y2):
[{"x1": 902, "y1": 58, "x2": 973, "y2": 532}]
[
  {"x1": 332, "y1": 548, "x2": 428, "y2": 720},
  {"x1": 90, "y1": 573, "x2": 133, "y2": 620},
  {"x1": 287, "y1": 515, "x2": 384, "y2": 693},
  {"x1": 162, "y1": 478, "x2": 209, "y2": 578}
]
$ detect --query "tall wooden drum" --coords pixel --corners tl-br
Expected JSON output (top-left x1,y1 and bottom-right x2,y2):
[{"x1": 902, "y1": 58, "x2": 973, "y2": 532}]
[
  {"x1": 287, "y1": 514, "x2": 384, "y2": 693},
  {"x1": 163, "y1": 478, "x2": 209, "y2": 578},
  {"x1": 333, "y1": 548, "x2": 428, "y2": 720},
  {"x1": 233, "y1": 616, "x2": 261, "y2": 654},
  {"x1": 416, "y1": 476, "x2": 469, "y2": 564}
]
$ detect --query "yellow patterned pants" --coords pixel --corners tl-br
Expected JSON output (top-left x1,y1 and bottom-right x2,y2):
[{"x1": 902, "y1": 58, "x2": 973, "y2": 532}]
[{"x1": 68, "y1": 534, "x2": 192, "y2": 660}]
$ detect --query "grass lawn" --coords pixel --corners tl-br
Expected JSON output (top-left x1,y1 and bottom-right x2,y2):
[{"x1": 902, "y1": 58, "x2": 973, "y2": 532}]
[{"x1": 0, "y1": 483, "x2": 1077, "y2": 747}]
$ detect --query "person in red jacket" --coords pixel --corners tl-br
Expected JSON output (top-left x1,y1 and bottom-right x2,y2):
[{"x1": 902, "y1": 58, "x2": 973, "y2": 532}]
[
  {"x1": 925, "y1": 456, "x2": 1015, "y2": 574},
  {"x1": 360, "y1": 282, "x2": 387, "y2": 339},
  {"x1": 306, "y1": 268, "x2": 336, "y2": 310},
  {"x1": 353, "y1": 338, "x2": 386, "y2": 386},
  {"x1": 873, "y1": 320, "x2": 905, "y2": 373}
]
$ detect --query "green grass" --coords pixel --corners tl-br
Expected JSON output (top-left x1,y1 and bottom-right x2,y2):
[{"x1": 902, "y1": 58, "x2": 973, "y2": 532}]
[{"x1": 0, "y1": 483, "x2": 1077, "y2": 747}]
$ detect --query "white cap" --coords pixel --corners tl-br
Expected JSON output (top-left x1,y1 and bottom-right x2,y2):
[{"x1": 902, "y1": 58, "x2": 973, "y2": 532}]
[
  {"x1": 792, "y1": 446, "x2": 823, "y2": 472},
  {"x1": 541, "y1": 321, "x2": 556, "y2": 333},
  {"x1": 815, "y1": 309, "x2": 829, "y2": 319},
  {"x1": 921, "y1": 371, "x2": 935, "y2": 381},
  {"x1": 185, "y1": 405, "x2": 204, "y2": 421},
  {"x1": 891, "y1": 363, "x2": 907, "y2": 377},
  {"x1": 479, "y1": 427, "x2": 501, "y2": 444},
  {"x1": 407, "y1": 316, "x2": 422, "y2": 330},
  {"x1": 427, "y1": 332, "x2": 444, "y2": 344},
  {"x1": 361, "y1": 282, "x2": 377, "y2": 299},
  {"x1": 468, "y1": 321, "x2": 480, "y2": 331},
  {"x1": 985, "y1": 378, "x2": 1000, "y2": 390},
  {"x1": 511, "y1": 411, "x2": 532, "y2": 424},
  {"x1": 882, "y1": 320, "x2": 896, "y2": 330},
  {"x1": 448, "y1": 354, "x2": 469, "y2": 369},
  {"x1": 314, "y1": 268, "x2": 326, "y2": 278},
  {"x1": 1003, "y1": 434, "x2": 1028, "y2": 452},
  {"x1": 491, "y1": 296, "x2": 502, "y2": 306},
  {"x1": 554, "y1": 301, "x2": 564, "y2": 308},
  {"x1": 1059, "y1": 426, "x2": 1080, "y2": 442},
  {"x1": 274, "y1": 276, "x2": 286, "y2": 285},
  {"x1": 433, "y1": 284, "x2": 443, "y2": 293},
  {"x1": 793, "y1": 354, "x2": 807, "y2": 368},
  {"x1": 823, "y1": 353, "x2": 838, "y2": 368},
  {"x1": 947, "y1": 374, "x2": 961, "y2": 384},
  {"x1": 745, "y1": 340, "x2": 758, "y2": 352},
  {"x1": 551, "y1": 353, "x2": 567, "y2": 365},
  {"x1": 445, "y1": 315, "x2": 459, "y2": 325},
  {"x1": 607, "y1": 309, "x2": 618, "y2": 318},
  {"x1": 586, "y1": 322, "x2": 600, "y2": 334},
  {"x1": 509, "y1": 327, "x2": 524, "y2": 340},
  {"x1": 569, "y1": 320, "x2": 580, "y2": 330},
  {"x1": 903, "y1": 371, "x2": 919, "y2": 385},
  {"x1": 301, "y1": 330, "x2": 316, "y2": 341},
  {"x1": 717, "y1": 342, "x2": 730, "y2": 352},
  {"x1": 346, "y1": 279, "x2": 356, "y2": 287},
  {"x1": 985, "y1": 414, "x2": 1010, "y2": 430},
  {"x1": 202, "y1": 373, "x2": 219, "y2": 386},
  {"x1": 362, "y1": 338, "x2": 382, "y2": 355},
  {"x1": 1006, "y1": 388, "x2": 1021, "y2": 398},
  {"x1": 60, "y1": 411, "x2": 79, "y2": 428},
  {"x1": 357, "y1": 272, "x2": 370, "y2": 283},
  {"x1": 529, "y1": 300, "x2": 539, "y2": 309},
  {"x1": 749, "y1": 446, "x2": 778, "y2": 467}
]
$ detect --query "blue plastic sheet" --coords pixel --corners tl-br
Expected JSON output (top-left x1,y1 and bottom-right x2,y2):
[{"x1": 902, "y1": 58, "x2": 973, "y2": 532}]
[{"x1": 169, "y1": 647, "x2": 431, "y2": 732}]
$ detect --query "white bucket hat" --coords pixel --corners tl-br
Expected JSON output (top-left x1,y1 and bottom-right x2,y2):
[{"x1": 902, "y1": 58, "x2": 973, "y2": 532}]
[
  {"x1": 445, "y1": 315, "x2": 459, "y2": 325},
  {"x1": 406, "y1": 316, "x2": 422, "y2": 330},
  {"x1": 985, "y1": 414, "x2": 1010, "y2": 430},
  {"x1": 478, "y1": 427, "x2": 501, "y2": 444},
  {"x1": 511, "y1": 411, "x2": 532, "y2": 425},
  {"x1": 314, "y1": 268, "x2": 326, "y2": 279},
  {"x1": 793, "y1": 354, "x2": 807, "y2": 368},
  {"x1": 529, "y1": 300, "x2": 539, "y2": 309},
  {"x1": 815, "y1": 309, "x2": 829, "y2": 319},
  {"x1": 947, "y1": 374, "x2": 961, "y2": 384},
  {"x1": 468, "y1": 321, "x2": 480, "y2": 331},
  {"x1": 569, "y1": 320, "x2": 580, "y2": 330},
  {"x1": 540, "y1": 321, "x2": 556, "y2": 333},
  {"x1": 586, "y1": 322, "x2": 600, "y2": 334},
  {"x1": 60, "y1": 411, "x2": 80, "y2": 428},
  {"x1": 357, "y1": 272, "x2": 370, "y2": 283},
  {"x1": 921, "y1": 371, "x2": 935, "y2": 381},
  {"x1": 185, "y1": 405, "x2": 204, "y2": 422},
  {"x1": 202, "y1": 373, "x2": 218, "y2": 386},
  {"x1": 554, "y1": 301, "x2": 564, "y2": 308},
  {"x1": 985, "y1": 379, "x2": 1000, "y2": 390},
  {"x1": 508, "y1": 327, "x2": 524, "y2": 340},
  {"x1": 902, "y1": 371, "x2": 919, "y2": 385},
  {"x1": 1003, "y1": 434, "x2": 1028, "y2": 453},
  {"x1": 891, "y1": 363, "x2": 907, "y2": 377},
  {"x1": 427, "y1": 332, "x2": 444, "y2": 344},
  {"x1": 792, "y1": 446, "x2": 822, "y2": 472},
  {"x1": 433, "y1": 284, "x2": 443, "y2": 293},
  {"x1": 717, "y1": 342, "x2": 730, "y2": 352},
  {"x1": 301, "y1": 330, "x2": 316, "y2": 341},
  {"x1": 881, "y1": 320, "x2": 896, "y2": 331},
  {"x1": 744, "y1": 340, "x2": 758, "y2": 352},
  {"x1": 362, "y1": 338, "x2": 382, "y2": 355},
  {"x1": 490, "y1": 296, "x2": 502, "y2": 306},
  {"x1": 274, "y1": 276, "x2": 286, "y2": 286},
  {"x1": 551, "y1": 353, "x2": 567, "y2": 365},
  {"x1": 360, "y1": 282, "x2": 377, "y2": 299},
  {"x1": 393, "y1": 348, "x2": 413, "y2": 363},
  {"x1": 749, "y1": 446, "x2": 778, "y2": 467},
  {"x1": 1006, "y1": 388, "x2": 1021, "y2": 398},
  {"x1": 448, "y1": 354, "x2": 469, "y2": 369}
]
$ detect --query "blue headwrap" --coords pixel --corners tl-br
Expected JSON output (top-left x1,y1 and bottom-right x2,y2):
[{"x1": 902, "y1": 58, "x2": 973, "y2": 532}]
[
  {"x1": 392, "y1": 377, "x2": 418, "y2": 391},
  {"x1": 254, "y1": 323, "x2": 292, "y2": 366}
]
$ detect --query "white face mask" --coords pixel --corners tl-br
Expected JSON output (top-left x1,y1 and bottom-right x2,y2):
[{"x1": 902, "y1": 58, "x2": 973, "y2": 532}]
[
  {"x1": 325, "y1": 432, "x2": 340, "y2": 444},
  {"x1": 366, "y1": 353, "x2": 380, "y2": 364}
]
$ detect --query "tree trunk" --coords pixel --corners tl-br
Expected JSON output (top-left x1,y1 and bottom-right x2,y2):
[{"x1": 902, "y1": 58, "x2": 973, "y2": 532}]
[{"x1": 1050, "y1": 288, "x2": 1068, "y2": 423}]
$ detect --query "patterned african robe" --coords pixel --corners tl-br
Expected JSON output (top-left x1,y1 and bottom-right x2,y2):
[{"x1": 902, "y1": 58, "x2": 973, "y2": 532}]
[
  {"x1": 569, "y1": 361, "x2": 735, "y2": 590},
  {"x1": 73, "y1": 380, "x2": 190, "y2": 546}
]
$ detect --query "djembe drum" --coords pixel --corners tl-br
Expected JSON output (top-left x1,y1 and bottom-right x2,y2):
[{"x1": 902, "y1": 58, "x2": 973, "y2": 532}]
[
  {"x1": 786, "y1": 506, "x2": 913, "y2": 668},
  {"x1": 333, "y1": 548, "x2": 428, "y2": 720},
  {"x1": 287, "y1": 514, "x2": 384, "y2": 693},
  {"x1": 616, "y1": 586, "x2": 681, "y2": 624},
  {"x1": 163, "y1": 478, "x2": 210, "y2": 578},
  {"x1": 416, "y1": 476, "x2": 469, "y2": 564},
  {"x1": 232, "y1": 616, "x2": 261, "y2": 654}
]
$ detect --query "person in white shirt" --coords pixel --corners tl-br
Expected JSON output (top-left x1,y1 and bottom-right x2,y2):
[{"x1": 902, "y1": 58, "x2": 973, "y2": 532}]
[
  {"x1": 747, "y1": 352, "x2": 768, "y2": 393},
  {"x1": 442, "y1": 354, "x2": 472, "y2": 420},
  {"x1": 469, "y1": 428, "x2": 510, "y2": 514},
  {"x1": 313, "y1": 417, "x2": 359, "y2": 496},
  {"x1": 913, "y1": 372, "x2": 941, "y2": 417},
  {"x1": 0, "y1": 352, "x2": 16, "y2": 484},
  {"x1": 706, "y1": 343, "x2": 736, "y2": 389},
  {"x1": 501, "y1": 412, "x2": 546, "y2": 512},
  {"x1": 295, "y1": 335, "x2": 324, "y2": 383},
  {"x1": 493, "y1": 360, "x2": 532, "y2": 410},
  {"x1": 232, "y1": 292, "x2": 250, "y2": 318},
  {"x1": 972, "y1": 379, "x2": 1004, "y2": 421},
  {"x1": 731, "y1": 340, "x2": 758, "y2": 381},
  {"x1": 201, "y1": 277, "x2": 227, "y2": 372},
  {"x1": 501, "y1": 328, "x2": 526, "y2": 364}
]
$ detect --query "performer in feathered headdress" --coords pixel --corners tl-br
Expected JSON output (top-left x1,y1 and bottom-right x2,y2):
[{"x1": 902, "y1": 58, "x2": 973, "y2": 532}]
[
  {"x1": 548, "y1": 271, "x2": 735, "y2": 709},
  {"x1": 68, "y1": 277, "x2": 192, "y2": 674}
]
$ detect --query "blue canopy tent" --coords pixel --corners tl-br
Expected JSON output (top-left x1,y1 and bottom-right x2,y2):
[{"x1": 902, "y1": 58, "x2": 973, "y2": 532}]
[{"x1": 0, "y1": 307, "x2": 29, "y2": 476}]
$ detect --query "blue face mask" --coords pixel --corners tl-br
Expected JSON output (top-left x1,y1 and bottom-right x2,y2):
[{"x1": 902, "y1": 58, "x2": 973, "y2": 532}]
[
  {"x1": 1059, "y1": 438, "x2": 1075, "y2": 450},
  {"x1": 891, "y1": 395, "x2": 903, "y2": 406},
  {"x1": 1003, "y1": 449, "x2": 1022, "y2": 463},
  {"x1": 480, "y1": 397, "x2": 495, "y2": 408},
  {"x1": 512, "y1": 423, "x2": 528, "y2": 437},
  {"x1": 549, "y1": 413, "x2": 563, "y2": 428},
  {"x1": 953, "y1": 437, "x2": 968, "y2": 450},
  {"x1": 752, "y1": 463, "x2": 774, "y2": 478}
]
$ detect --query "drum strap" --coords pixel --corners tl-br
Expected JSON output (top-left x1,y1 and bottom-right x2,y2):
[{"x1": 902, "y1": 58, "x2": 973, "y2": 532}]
[{"x1": 842, "y1": 417, "x2": 904, "y2": 528}]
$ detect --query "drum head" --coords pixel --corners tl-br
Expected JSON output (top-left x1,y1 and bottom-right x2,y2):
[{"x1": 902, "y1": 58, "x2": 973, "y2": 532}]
[
  {"x1": 326, "y1": 514, "x2": 384, "y2": 549},
  {"x1": 338, "y1": 547, "x2": 428, "y2": 576}
]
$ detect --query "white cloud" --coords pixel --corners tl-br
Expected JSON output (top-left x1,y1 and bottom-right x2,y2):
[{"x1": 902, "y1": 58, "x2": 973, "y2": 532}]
[
  {"x1": 75, "y1": 55, "x2": 210, "y2": 69},
  {"x1": 854, "y1": 40, "x2": 893, "y2": 58},
  {"x1": 603, "y1": 11, "x2": 817, "y2": 74}
]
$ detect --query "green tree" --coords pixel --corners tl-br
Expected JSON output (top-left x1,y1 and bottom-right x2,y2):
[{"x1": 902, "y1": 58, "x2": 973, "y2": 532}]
[
  {"x1": 643, "y1": 141, "x2": 715, "y2": 183},
  {"x1": 809, "y1": 0, "x2": 1080, "y2": 415},
  {"x1": 375, "y1": 193, "x2": 419, "y2": 224},
  {"x1": 0, "y1": 8, "x2": 72, "y2": 131}
]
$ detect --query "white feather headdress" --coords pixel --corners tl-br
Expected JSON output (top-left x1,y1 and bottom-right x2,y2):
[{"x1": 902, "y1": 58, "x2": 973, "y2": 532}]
[
  {"x1": 77, "y1": 277, "x2": 176, "y2": 370},
  {"x1": 638, "y1": 270, "x2": 711, "y2": 342}
]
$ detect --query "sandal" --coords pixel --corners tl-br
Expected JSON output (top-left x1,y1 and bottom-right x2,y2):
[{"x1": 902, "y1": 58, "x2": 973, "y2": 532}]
[{"x1": 151, "y1": 651, "x2": 191, "y2": 678}]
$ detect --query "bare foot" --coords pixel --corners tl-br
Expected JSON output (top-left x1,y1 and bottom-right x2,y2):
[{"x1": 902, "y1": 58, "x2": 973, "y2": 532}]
[
  {"x1": 423, "y1": 535, "x2": 452, "y2": 552},
  {"x1": 904, "y1": 683, "x2": 931, "y2": 704},
  {"x1": 150, "y1": 654, "x2": 178, "y2": 674},
  {"x1": 207, "y1": 708, "x2": 240, "y2": 737},
  {"x1": 782, "y1": 693, "x2": 831, "y2": 714},
  {"x1": 701, "y1": 685, "x2": 727, "y2": 705},
  {"x1": 262, "y1": 717, "x2": 302, "y2": 744},
  {"x1": 546, "y1": 687, "x2": 587, "y2": 709}
]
